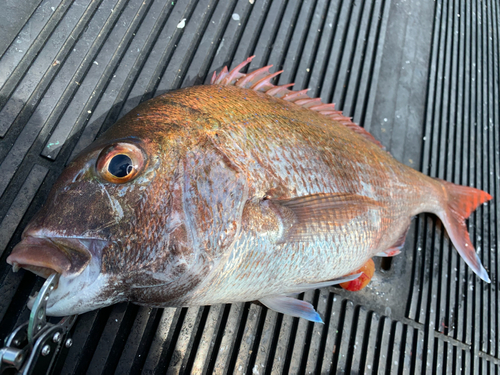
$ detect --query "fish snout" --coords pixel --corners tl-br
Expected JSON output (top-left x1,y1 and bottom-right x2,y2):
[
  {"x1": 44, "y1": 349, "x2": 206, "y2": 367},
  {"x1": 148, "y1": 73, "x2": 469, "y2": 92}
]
[{"x1": 7, "y1": 235, "x2": 106, "y2": 278}]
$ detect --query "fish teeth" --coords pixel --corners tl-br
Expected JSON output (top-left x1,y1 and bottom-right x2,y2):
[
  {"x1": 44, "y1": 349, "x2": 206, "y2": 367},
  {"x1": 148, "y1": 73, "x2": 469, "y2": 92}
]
[{"x1": 12, "y1": 263, "x2": 20, "y2": 272}]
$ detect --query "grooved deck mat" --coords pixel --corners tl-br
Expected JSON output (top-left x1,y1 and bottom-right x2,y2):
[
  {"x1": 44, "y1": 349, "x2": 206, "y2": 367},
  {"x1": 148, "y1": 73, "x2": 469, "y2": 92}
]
[{"x1": 0, "y1": 0, "x2": 498, "y2": 373}]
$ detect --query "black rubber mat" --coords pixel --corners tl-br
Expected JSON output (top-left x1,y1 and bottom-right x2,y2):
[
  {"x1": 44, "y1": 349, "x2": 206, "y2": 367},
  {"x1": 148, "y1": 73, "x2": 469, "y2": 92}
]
[{"x1": 0, "y1": 0, "x2": 498, "y2": 373}]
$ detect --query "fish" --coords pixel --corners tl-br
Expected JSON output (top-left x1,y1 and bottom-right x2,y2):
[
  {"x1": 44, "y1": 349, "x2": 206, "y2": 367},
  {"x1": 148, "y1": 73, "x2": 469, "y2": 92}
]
[{"x1": 7, "y1": 56, "x2": 492, "y2": 323}]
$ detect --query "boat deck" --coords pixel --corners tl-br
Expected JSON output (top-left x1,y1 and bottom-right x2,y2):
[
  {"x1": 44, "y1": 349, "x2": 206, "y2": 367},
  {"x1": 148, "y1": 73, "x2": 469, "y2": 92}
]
[{"x1": 0, "y1": 0, "x2": 498, "y2": 373}]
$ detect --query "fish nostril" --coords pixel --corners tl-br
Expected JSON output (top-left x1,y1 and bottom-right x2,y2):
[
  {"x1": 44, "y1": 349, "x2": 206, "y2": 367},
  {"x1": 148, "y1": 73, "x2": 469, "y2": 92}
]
[{"x1": 22, "y1": 226, "x2": 44, "y2": 240}]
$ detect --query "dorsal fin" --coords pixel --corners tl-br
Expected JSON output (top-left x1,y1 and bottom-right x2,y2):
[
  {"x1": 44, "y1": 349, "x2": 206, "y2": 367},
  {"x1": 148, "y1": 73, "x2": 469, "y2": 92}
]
[{"x1": 211, "y1": 56, "x2": 385, "y2": 150}]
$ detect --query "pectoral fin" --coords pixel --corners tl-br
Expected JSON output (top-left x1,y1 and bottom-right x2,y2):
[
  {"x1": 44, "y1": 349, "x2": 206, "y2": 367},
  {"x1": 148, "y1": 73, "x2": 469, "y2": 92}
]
[{"x1": 274, "y1": 193, "x2": 384, "y2": 243}]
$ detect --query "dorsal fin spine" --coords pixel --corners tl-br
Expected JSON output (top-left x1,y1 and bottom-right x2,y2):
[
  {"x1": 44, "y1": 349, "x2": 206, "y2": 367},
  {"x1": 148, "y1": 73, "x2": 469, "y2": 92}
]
[
  {"x1": 265, "y1": 83, "x2": 294, "y2": 97},
  {"x1": 236, "y1": 65, "x2": 273, "y2": 88},
  {"x1": 294, "y1": 98, "x2": 322, "y2": 107},
  {"x1": 211, "y1": 58, "x2": 385, "y2": 150},
  {"x1": 251, "y1": 70, "x2": 283, "y2": 91}
]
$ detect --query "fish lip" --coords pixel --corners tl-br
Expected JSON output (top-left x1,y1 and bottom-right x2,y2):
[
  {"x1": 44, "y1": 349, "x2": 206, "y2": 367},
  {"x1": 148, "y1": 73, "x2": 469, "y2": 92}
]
[{"x1": 7, "y1": 235, "x2": 109, "y2": 278}]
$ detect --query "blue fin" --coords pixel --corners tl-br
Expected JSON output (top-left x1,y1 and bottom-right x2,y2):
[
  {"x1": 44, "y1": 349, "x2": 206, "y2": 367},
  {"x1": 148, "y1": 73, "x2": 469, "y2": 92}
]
[{"x1": 259, "y1": 295, "x2": 323, "y2": 323}]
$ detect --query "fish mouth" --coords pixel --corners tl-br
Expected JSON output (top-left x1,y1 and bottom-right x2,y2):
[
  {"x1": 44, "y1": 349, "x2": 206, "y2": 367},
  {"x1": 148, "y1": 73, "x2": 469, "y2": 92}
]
[{"x1": 7, "y1": 236, "x2": 109, "y2": 278}]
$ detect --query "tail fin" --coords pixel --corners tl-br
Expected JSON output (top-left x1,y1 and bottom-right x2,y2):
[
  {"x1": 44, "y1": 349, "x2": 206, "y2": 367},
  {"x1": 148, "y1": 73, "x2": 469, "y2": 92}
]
[{"x1": 437, "y1": 179, "x2": 492, "y2": 282}]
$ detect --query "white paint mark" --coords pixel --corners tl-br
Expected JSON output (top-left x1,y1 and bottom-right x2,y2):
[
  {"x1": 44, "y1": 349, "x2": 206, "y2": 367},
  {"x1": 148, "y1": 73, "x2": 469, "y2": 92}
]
[
  {"x1": 216, "y1": 38, "x2": 224, "y2": 56},
  {"x1": 232, "y1": 13, "x2": 240, "y2": 21},
  {"x1": 177, "y1": 18, "x2": 186, "y2": 28}
]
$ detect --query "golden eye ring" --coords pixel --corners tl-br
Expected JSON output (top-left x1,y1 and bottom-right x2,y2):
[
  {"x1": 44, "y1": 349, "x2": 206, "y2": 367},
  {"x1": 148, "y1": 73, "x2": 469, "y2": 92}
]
[{"x1": 96, "y1": 143, "x2": 146, "y2": 183}]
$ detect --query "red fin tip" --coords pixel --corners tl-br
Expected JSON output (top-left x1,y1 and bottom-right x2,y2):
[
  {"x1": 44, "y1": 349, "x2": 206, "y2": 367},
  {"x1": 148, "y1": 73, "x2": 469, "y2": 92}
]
[{"x1": 437, "y1": 179, "x2": 493, "y2": 282}]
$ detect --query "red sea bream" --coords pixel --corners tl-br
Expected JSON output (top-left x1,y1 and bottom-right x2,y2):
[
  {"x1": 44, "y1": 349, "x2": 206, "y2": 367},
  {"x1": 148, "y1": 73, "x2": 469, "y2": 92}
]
[{"x1": 7, "y1": 57, "x2": 492, "y2": 323}]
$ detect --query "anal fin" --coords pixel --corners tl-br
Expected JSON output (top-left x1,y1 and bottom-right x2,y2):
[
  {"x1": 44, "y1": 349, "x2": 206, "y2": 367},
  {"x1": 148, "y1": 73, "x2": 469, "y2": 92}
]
[
  {"x1": 376, "y1": 249, "x2": 401, "y2": 257},
  {"x1": 376, "y1": 222, "x2": 410, "y2": 257}
]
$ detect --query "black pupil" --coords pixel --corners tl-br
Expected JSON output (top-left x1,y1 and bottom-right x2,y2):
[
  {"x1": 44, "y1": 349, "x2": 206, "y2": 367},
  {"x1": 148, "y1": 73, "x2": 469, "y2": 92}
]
[{"x1": 108, "y1": 154, "x2": 133, "y2": 178}]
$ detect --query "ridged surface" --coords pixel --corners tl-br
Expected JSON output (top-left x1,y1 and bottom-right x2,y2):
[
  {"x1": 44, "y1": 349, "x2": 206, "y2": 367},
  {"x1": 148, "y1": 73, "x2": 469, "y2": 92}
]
[
  {"x1": 0, "y1": 0, "x2": 498, "y2": 373},
  {"x1": 407, "y1": 0, "x2": 500, "y2": 371}
]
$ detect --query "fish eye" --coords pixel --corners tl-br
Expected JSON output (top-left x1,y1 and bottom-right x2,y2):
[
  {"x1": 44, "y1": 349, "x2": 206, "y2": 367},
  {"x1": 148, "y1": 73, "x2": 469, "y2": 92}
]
[
  {"x1": 108, "y1": 154, "x2": 133, "y2": 178},
  {"x1": 96, "y1": 143, "x2": 146, "y2": 183}
]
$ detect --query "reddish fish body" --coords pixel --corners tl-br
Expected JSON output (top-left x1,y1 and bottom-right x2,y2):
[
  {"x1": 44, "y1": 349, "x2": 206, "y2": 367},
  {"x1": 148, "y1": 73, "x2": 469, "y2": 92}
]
[{"x1": 7, "y1": 58, "x2": 492, "y2": 322}]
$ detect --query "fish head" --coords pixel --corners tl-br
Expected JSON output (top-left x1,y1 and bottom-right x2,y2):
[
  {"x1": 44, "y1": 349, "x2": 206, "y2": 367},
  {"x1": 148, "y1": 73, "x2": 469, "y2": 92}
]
[{"x1": 6, "y1": 100, "x2": 208, "y2": 316}]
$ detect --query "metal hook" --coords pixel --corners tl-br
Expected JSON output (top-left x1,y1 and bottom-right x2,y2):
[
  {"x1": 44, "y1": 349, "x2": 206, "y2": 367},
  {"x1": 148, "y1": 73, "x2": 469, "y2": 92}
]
[{"x1": 27, "y1": 273, "x2": 59, "y2": 345}]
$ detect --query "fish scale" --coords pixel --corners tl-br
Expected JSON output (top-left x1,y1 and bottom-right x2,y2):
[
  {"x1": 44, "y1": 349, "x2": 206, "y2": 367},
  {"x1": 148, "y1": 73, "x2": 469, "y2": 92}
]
[
  {"x1": 194, "y1": 222, "x2": 375, "y2": 302},
  {"x1": 6, "y1": 58, "x2": 492, "y2": 323}
]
